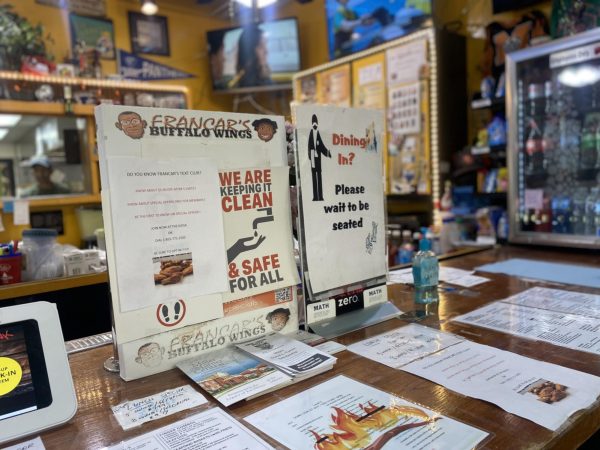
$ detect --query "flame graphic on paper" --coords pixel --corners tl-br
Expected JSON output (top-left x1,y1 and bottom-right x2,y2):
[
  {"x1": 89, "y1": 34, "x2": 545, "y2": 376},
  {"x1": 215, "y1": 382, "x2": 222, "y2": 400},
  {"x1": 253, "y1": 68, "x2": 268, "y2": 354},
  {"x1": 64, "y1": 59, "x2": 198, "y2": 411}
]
[{"x1": 310, "y1": 401, "x2": 439, "y2": 450}]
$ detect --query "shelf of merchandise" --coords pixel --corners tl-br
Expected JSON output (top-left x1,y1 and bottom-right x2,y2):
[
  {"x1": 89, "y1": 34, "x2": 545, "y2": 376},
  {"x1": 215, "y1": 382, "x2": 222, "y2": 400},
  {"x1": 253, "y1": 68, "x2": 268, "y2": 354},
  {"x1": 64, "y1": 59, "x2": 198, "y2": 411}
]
[{"x1": 0, "y1": 71, "x2": 190, "y2": 95}]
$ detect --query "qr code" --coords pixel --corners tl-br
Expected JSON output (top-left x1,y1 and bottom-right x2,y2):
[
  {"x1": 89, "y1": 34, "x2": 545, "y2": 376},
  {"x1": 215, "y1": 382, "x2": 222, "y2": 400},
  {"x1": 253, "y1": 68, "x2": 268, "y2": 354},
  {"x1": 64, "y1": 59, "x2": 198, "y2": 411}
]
[{"x1": 275, "y1": 288, "x2": 291, "y2": 303}]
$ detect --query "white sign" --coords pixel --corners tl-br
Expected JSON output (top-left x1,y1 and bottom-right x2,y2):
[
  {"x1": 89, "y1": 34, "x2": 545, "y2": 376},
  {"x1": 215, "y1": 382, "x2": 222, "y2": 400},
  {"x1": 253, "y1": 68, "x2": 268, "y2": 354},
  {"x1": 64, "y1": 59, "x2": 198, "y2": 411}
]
[
  {"x1": 107, "y1": 157, "x2": 227, "y2": 313},
  {"x1": 294, "y1": 104, "x2": 386, "y2": 294},
  {"x1": 550, "y1": 42, "x2": 600, "y2": 69}
]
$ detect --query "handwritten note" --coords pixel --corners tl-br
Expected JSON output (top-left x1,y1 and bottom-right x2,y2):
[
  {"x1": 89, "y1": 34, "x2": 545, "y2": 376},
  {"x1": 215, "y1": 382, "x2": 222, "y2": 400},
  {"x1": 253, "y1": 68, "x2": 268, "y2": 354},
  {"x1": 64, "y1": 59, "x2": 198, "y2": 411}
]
[
  {"x1": 111, "y1": 385, "x2": 207, "y2": 430},
  {"x1": 1, "y1": 437, "x2": 45, "y2": 450}
]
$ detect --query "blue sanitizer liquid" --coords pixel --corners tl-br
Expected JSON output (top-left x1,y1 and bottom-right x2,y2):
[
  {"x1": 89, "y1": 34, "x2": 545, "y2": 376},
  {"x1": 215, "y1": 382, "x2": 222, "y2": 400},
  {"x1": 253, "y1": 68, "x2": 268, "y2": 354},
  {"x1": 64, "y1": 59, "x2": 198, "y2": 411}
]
[{"x1": 412, "y1": 239, "x2": 439, "y2": 288}]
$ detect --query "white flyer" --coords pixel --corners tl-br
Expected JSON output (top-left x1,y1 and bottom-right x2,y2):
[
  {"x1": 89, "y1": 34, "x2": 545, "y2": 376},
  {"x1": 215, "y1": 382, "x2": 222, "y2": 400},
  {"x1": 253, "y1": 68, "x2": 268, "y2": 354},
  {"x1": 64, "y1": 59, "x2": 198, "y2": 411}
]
[
  {"x1": 245, "y1": 375, "x2": 488, "y2": 450},
  {"x1": 107, "y1": 408, "x2": 273, "y2": 450},
  {"x1": 453, "y1": 295, "x2": 600, "y2": 355},
  {"x1": 502, "y1": 287, "x2": 600, "y2": 319},
  {"x1": 106, "y1": 156, "x2": 227, "y2": 313},
  {"x1": 111, "y1": 385, "x2": 208, "y2": 430},
  {"x1": 236, "y1": 332, "x2": 336, "y2": 376},
  {"x1": 294, "y1": 104, "x2": 386, "y2": 294},
  {"x1": 402, "y1": 337, "x2": 600, "y2": 431},
  {"x1": 386, "y1": 38, "x2": 428, "y2": 86},
  {"x1": 347, "y1": 324, "x2": 464, "y2": 369},
  {"x1": 314, "y1": 340, "x2": 346, "y2": 355}
]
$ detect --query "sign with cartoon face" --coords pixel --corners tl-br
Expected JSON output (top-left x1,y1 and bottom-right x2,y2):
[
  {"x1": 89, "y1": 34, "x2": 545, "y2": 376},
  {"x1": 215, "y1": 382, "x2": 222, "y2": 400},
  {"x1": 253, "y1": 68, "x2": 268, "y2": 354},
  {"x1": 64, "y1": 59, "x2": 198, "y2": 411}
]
[
  {"x1": 115, "y1": 110, "x2": 147, "y2": 139},
  {"x1": 294, "y1": 104, "x2": 387, "y2": 302},
  {"x1": 96, "y1": 104, "x2": 298, "y2": 380}
]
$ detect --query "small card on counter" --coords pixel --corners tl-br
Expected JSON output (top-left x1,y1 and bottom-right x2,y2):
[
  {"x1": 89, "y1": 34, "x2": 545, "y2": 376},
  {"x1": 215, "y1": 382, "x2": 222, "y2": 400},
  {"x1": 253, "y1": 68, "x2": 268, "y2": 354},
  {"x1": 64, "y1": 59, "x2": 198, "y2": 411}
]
[
  {"x1": 314, "y1": 340, "x2": 346, "y2": 355},
  {"x1": 111, "y1": 385, "x2": 207, "y2": 430},
  {"x1": 1, "y1": 437, "x2": 45, "y2": 450}
]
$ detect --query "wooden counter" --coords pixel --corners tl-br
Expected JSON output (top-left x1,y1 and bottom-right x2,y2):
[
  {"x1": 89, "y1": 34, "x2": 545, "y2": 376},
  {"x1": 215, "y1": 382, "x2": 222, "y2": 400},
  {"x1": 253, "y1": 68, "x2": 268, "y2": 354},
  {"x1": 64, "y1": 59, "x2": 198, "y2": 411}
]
[
  {"x1": 4, "y1": 245, "x2": 600, "y2": 449},
  {"x1": 0, "y1": 272, "x2": 108, "y2": 301}
]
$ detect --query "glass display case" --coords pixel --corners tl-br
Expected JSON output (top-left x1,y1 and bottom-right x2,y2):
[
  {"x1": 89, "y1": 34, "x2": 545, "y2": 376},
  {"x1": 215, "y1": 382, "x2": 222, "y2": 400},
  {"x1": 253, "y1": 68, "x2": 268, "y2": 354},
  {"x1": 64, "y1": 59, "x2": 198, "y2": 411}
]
[{"x1": 507, "y1": 29, "x2": 600, "y2": 248}]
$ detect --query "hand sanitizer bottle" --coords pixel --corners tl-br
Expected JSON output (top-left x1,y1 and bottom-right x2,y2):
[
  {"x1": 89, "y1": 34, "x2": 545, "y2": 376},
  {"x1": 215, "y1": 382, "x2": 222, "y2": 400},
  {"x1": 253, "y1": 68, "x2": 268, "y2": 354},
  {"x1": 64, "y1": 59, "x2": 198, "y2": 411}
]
[{"x1": 412, "y1": 238, "x2": 439, "y2": 288}]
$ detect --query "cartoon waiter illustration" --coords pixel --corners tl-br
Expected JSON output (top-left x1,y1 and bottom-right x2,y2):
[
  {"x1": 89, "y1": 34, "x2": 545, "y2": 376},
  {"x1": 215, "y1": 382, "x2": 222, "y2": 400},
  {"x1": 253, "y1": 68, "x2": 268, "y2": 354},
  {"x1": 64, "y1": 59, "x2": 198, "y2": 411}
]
[{"x1": 308, "y1": 114, "x2": 331, "y2": 201}]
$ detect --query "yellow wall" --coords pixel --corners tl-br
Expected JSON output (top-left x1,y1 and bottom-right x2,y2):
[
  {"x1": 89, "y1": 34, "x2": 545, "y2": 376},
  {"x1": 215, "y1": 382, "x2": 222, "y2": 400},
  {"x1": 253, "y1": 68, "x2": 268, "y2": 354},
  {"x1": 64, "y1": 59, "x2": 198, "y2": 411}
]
[
  {"x1": 1, "y1": 204, "x2": 84, "y2": 246},
  {"x1": 3, "y1": 0, "x2": 330, "y2": 115}
]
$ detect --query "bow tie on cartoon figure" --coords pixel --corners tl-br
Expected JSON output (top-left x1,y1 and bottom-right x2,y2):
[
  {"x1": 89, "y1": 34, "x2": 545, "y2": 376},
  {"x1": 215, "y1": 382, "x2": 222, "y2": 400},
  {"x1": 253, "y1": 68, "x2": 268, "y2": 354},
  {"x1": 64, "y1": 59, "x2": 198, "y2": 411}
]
[{"x1": 308, "y1": 114, "x2": 331, "y2": 202}]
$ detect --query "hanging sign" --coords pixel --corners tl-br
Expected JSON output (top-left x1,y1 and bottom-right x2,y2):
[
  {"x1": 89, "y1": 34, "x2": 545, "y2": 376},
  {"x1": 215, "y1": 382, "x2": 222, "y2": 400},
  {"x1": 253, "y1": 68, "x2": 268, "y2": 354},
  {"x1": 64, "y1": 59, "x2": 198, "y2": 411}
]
[{"x1": 118, "y1": 50, "x2": 194, "y2": 81}]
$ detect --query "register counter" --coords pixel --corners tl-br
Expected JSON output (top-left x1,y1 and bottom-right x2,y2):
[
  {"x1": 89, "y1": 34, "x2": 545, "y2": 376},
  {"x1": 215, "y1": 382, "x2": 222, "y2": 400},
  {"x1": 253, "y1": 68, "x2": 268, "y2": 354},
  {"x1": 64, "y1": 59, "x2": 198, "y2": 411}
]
[{"x1": 6, "y1": 245, "x2": 600, "y2": 449}]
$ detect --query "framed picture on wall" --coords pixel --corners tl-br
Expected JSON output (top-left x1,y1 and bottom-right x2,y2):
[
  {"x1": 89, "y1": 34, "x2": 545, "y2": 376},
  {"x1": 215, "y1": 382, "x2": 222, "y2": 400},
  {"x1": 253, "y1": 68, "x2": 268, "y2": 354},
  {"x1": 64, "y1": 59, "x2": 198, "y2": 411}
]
[
  {"x1": 69, "y1": 14, "x2": 116, "y2": 60},
  {"x1": 128, "y1": 12, "x2": 170, "y2": 56},
  {"x1": 0, "y1": 159, "x2": 15, "y2": 197}
]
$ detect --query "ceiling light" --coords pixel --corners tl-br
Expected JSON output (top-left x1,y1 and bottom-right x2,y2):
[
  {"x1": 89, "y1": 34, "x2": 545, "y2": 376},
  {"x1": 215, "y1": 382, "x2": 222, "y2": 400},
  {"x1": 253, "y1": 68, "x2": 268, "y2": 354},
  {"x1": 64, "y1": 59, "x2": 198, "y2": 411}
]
[
  {"x1": 558, "y1": 65, "x2": 600, "y2": 88},
  {"x1": 0, "y1": 114, "x2": 21, "y2": 127},
  {"x1": 0, "y1": 129, "x2": 9, "y2": 140},
  {"x1": 141, "y1": 0, "x2": 158, "y2": 15},
  {"x1": 235, "y1": 0, "x2": 278, "y2": 8}
]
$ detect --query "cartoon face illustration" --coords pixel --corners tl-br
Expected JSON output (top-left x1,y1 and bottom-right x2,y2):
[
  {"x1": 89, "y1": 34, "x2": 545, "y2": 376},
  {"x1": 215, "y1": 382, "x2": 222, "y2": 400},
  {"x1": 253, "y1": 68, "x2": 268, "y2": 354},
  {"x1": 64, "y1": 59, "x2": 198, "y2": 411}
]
[
  {"x1": 115, "y1": 111, "x2": 147, "y2": 139},
  {"x1": 135, "y1": 342, "x2": 164, "y2": 368},
  {"x1": 266, "y1": 308, "x2": 291, "y2": 332},
  {"x1": 252, "y1": 118, "x2": 278, "y2": 142}
]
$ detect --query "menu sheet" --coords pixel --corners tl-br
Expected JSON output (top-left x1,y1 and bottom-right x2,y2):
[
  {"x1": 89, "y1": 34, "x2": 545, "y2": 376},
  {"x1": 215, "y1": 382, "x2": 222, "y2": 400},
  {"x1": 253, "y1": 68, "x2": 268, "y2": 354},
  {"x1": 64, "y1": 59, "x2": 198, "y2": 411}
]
[
  {"x1": 107, "y1": 408, "x2": 273, "y2": 450},
  {"x1": 348, "y1": 324, "x2": 600, "y2": 430},
  {"x1": 245, "y1": 375, "x2": 488, "y2": 450},
  {"x1": 347, "y1": 324, "x2": 463, "y2": 368},
  {"x1": 453, "y1": 287, "x2": 600, "y2": 355}
]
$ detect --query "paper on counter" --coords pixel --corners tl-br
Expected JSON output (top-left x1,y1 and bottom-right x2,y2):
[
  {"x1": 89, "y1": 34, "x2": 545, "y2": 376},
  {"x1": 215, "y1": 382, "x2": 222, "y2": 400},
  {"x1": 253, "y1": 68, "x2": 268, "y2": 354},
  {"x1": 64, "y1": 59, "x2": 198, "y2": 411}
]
[
  {"x1": 111, "y1": 385, "x2": 207, "y2": 430},
  {"x1": 106, "y1": 408, "x2": 273, "y2": 450},
  {"x1": 389, "y1": 266, "x2": 490, "y2": 288},
  {"x1": 1, "y1": 437, "x2": 45, "y2": 450},
  {"x1": 287, "y1": 329, "x2": 326, "y2": 346},
  {"x1": 453, "y1": 288, "x2": 600, "y2": 355},
  {"x1": 347, "y1": 323, "x2": 464, "y2": 368},
  {"x1": 245, "y1": 375, "x2": 488, "y2": 450}
]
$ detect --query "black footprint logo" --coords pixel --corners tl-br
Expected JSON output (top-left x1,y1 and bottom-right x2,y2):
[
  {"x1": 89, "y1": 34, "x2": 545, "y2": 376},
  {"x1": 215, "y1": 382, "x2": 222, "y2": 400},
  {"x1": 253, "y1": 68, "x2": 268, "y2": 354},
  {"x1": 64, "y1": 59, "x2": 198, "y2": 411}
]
[
  {"x1": 161, "y1": 304, "x2": 170, "y2": 323},
  {"x1": 173, "y1": 302, "x2": 181, "y2": 321}
]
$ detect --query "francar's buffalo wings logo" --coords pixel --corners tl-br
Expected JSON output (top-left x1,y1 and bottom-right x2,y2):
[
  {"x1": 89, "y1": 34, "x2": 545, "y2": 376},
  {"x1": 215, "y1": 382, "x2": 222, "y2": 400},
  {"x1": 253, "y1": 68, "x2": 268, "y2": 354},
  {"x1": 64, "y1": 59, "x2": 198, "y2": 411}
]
[
  {"x1": 252, "y1": 118, "x2": 278, "y2": 142},
  {"x1": 115, "y1": 111, "x2": 147, "y2": 139}
]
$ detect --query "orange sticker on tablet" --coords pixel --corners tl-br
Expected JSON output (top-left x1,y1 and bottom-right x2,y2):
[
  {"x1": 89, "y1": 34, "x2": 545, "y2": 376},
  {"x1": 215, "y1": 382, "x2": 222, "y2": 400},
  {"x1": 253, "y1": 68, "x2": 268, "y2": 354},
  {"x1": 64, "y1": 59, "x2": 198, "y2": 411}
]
[{"x1": 0, "y1": 356, "x2": 22, "y2": 396}]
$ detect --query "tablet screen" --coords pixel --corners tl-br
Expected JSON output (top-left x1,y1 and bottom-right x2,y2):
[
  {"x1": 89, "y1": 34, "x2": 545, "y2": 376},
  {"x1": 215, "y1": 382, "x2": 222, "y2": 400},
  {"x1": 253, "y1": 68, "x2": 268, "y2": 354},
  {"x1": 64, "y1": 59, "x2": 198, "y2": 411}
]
[{"x1": 0, "y1": 320, "x2": 52, "y2": 420}]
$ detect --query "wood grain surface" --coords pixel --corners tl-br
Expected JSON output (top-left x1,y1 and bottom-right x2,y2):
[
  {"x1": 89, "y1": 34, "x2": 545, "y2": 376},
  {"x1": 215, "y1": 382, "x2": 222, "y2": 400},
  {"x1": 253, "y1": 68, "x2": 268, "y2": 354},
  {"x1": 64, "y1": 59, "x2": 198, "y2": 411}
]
[{"x1": 4, "y1": 245, "x2": 600, "y2": 449}]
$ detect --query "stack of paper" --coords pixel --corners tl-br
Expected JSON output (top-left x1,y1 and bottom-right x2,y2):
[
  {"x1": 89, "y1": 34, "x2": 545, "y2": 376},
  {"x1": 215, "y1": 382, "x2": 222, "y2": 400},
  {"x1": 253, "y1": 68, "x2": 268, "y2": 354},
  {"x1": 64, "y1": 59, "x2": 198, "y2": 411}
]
[
  {"x1": 389, "y1": 266, "x2": 490, "y2": 287},
  {"x1": 236, "y1": 332, "x2": 337, "y2": 381},
  {"x1": 177, "y1": 347, "x2": 292, "y2": 407}
]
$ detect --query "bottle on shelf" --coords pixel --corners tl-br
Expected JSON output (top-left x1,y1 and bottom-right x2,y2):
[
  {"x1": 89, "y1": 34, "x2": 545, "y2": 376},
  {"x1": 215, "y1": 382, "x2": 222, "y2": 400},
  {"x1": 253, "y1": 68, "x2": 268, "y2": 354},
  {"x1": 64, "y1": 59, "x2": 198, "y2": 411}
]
[
  {"x1": 439, "y1": 214, "x2": 459, "y2": 253},
  {"x1": 388, "y1": 229, "x2": 401, "y2": 267},
  {"x1": 580, "y1": 126, "x2": 597, "y2": 169},
  {"x1": 572, "y1": 188, "x2": 588, "y2": 235},
  {"x1": 526, "y1": 118, "x2": 545, "y2": 174},
  {"x1": 412, "y1": 237, "x2": 439, "y2": 289},
  {"x1": 397, "y1": 230, "x2": 414, "y2": 265},
  {"x1": 585, "y1": 187, "x2": 599, "y2": 236}
]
